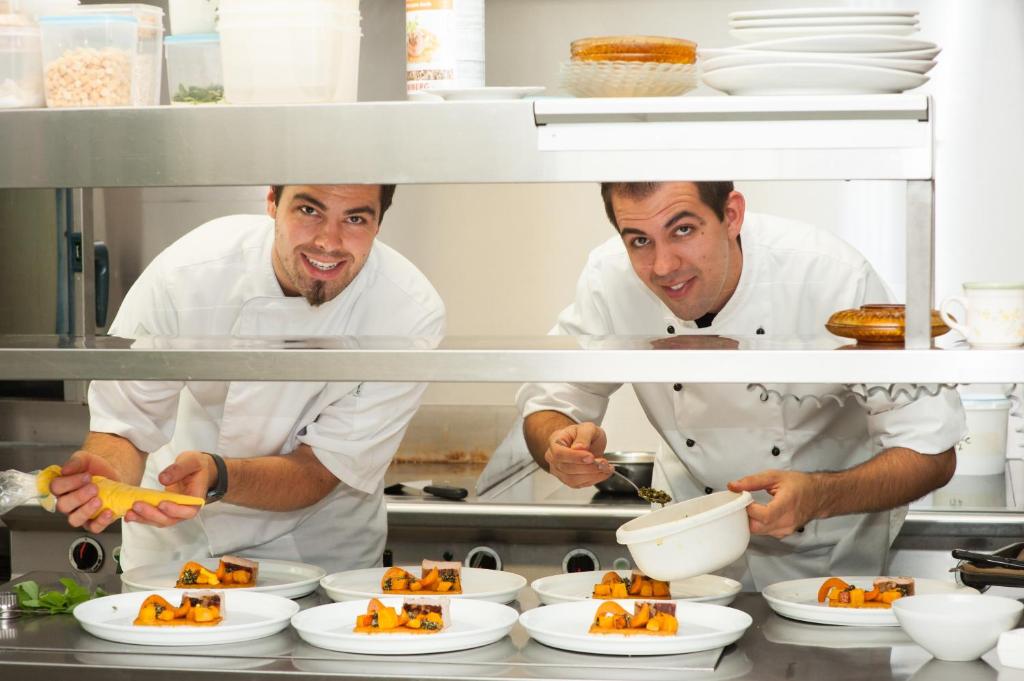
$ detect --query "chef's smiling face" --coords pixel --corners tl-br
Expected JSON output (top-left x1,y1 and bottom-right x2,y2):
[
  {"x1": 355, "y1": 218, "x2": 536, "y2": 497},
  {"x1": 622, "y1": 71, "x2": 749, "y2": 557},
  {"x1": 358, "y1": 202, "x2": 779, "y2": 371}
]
[
  {"x1": 613, "y1": 182, "x2": 744, "y2": 321},
  {"x1": 268, "y1": 184, "x2": 382, "y2": 307}
]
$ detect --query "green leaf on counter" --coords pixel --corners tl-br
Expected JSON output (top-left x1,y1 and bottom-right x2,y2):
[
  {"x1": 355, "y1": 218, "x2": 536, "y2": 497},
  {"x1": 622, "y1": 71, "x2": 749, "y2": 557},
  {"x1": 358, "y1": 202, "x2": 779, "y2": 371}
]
[{"x1": 13, "y1": 579, "x2": 107, "y2": 614}]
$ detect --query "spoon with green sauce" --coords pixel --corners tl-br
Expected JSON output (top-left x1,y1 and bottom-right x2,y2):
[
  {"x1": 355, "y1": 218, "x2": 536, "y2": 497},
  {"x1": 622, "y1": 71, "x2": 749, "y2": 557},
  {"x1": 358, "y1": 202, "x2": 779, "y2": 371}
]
[{"x1": 608, "y1": 467, "x2": 672, "y2": 506}]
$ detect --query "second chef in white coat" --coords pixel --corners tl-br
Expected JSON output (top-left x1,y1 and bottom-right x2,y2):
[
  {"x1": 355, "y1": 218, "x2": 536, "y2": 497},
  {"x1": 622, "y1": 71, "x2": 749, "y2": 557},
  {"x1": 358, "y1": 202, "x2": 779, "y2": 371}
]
[
  {"x1": 48, "y1": 184, "x2": 445, "y2": 572},
  {"x1": 519, "y1": 181, "x2": 964, "y2": 589}
]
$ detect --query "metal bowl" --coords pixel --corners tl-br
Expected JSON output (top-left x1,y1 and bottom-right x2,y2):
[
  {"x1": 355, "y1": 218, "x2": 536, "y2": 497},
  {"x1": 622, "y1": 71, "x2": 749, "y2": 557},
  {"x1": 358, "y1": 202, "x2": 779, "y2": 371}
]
[{"x1": 594, "y1": 451, "x2": 655, "y2": 495}]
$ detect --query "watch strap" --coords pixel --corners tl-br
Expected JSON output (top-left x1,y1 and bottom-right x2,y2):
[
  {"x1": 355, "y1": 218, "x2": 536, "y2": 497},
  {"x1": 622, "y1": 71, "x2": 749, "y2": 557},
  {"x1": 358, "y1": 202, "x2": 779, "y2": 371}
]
[{"x1": 205, "y1": 452, "x2": 228, "y2": 504}]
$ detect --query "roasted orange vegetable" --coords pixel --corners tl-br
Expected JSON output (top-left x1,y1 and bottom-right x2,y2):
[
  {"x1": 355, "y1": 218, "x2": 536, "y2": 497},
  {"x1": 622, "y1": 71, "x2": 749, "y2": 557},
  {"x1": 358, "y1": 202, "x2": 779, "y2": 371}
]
[{"x1": 817, "y1": 577, "x2": 850, "y2": 603}]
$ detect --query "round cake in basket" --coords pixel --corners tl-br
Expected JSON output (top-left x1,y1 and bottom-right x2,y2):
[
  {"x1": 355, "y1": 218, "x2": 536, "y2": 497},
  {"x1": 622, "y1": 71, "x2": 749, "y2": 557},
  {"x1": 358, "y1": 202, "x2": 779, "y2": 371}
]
[{"x1": 562, "y1": 34, "x2": 699, "y2": 98}]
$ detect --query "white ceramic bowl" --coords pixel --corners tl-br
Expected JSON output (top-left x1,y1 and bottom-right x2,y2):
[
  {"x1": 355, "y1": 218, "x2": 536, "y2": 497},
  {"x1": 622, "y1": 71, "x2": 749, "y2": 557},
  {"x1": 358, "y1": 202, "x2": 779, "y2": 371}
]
[
  {"x1": 892, "y1": 594, "x2": 1023, "y2": 662},
  {"x1": 615, "y1": 490, "x2": 752, "y2": 581}
]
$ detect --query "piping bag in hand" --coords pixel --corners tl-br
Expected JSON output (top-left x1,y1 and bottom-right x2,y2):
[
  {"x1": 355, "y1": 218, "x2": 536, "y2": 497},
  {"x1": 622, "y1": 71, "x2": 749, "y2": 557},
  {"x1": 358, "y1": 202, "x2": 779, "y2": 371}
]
[{"x1": 0, "y1": 465, "x2": 204, "y2": 518}]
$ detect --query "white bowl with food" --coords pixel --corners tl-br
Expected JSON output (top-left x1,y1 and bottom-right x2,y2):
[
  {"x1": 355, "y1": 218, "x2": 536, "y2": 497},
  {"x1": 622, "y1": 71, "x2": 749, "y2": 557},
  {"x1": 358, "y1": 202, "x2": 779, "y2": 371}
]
[
  {"x1": 892, "y1": 593, "x2": 1023, "y2": 661},
  {"x1": 615, "y1": 490, "x2": 752, "y2": 582}
]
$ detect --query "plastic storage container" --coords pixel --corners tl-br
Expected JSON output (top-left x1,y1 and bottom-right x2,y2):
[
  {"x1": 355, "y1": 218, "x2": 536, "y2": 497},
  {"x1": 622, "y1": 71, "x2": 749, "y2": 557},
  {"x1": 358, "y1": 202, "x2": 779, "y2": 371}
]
[
  {"x1": 0, "y1": 23, "x2": 44, "y2": 108},
  {"x1": 957, "y1": 394, "x2": 1011, "y2": 475},
  {"x1": 38, "y1": 15, "x2": 138, "y2": 107},
  {"x1": 218, "y1": 0, "x2": 360, "y2": 104},
  {"x1": 15, "y1": 0, "x2": 79, "y2": 20},
  {"x1": 164, "y1": 33, "x2": 222, "y2": 104},
  {"x1": 168, "y1": 0, "x2": 217, "y2": 35},
  {"x1": 69, "y1": 3, "x2": 163, "y2": 105}
]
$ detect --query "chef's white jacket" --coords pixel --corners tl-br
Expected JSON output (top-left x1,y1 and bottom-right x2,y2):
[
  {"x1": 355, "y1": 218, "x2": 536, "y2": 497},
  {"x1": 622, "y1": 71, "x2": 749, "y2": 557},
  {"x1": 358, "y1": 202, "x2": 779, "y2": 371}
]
[
  {"x1": 89, "y1": 215, "x2": 445, "y2": 573},
  {"x1": 517, "y1": 212, "x2": 965, "y2": 589}
]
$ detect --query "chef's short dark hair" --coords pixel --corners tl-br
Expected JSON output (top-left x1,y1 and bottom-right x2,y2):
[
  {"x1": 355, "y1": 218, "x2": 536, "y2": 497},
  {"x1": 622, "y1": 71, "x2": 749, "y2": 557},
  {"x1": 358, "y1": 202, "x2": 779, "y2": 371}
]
[
  {"x1": 600, "y1": 181, "x2": 735, "y2": 229},
  {"x1": 271, "y1": 185, "x2": 397, "y2": 222}
]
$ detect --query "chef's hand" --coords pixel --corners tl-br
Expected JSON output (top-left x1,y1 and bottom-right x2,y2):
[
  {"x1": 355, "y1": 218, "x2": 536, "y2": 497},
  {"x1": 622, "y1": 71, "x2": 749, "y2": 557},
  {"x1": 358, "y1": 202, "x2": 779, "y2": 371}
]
[
  {"x1": 51, "y1": 450, "x2": 121, "y2": 533},
  {"x1": 125, "y1": 450, "x2": 210, "y2": 527},
  {"x1": 727, "y1": 470, "x2": 820, "y2": 539},
  {"x1": 544, "y1": 422, "x2": 610, "y2": 488}
]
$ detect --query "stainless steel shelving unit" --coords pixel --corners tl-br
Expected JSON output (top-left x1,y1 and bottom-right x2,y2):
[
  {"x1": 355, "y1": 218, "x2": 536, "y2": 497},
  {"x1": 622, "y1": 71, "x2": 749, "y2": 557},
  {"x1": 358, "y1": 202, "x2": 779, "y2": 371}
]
[{"x1": 0, "y1": 93, "x2": 1009, "y2": 375}]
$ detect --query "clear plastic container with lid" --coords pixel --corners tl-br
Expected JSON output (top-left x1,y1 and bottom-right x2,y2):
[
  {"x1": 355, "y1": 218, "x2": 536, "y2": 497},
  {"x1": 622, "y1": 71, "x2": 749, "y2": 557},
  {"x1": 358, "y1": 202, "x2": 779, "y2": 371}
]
[
  {"x1": 168, "y1": 0, "x2": 218, "y2": 35},
  {"x1": 164, "y1": 33, "x2": 222, "y2": 104},
  {"x1": 0, "y1": 22, "x2": 44, "y2": 108},
  {"x1": 68, "y1": 3, "x2": 163, "y2": 105},
  {"x1": 38, "y1": 15, "x2": 139, "y2": 107}
]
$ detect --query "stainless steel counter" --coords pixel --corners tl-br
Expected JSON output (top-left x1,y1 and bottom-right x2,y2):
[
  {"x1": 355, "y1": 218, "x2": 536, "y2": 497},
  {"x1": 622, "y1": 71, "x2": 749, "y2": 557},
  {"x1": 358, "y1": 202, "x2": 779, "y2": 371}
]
[{"x1": 0, "y1": 587, "x2": 1005, "y2": 681}]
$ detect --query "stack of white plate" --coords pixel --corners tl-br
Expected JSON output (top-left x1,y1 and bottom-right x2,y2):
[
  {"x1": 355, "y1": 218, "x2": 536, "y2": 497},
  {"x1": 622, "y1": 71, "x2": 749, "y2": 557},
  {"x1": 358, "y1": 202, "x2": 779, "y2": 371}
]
[
  {"x1": 702, "y1": 30, "x2": 939, "y2": 96},
  {"x1": 728, "y1": 7, "x2": 921, "y2": 42}
]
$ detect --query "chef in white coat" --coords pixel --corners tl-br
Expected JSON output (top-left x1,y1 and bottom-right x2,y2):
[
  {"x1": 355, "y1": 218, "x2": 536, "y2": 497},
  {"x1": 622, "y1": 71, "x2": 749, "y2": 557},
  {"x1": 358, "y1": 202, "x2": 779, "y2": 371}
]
[
  {"x1": 518, "y1": 181, "x2": 964, "y2": 588},
  {"x1": 48, "y1": 184, "x2": 445, "y2": 572}
]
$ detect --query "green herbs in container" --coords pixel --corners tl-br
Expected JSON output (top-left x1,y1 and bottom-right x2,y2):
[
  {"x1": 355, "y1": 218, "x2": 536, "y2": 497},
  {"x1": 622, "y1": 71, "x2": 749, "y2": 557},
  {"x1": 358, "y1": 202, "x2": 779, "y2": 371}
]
[
  {"x1": 14, "y1": 578, "x2": 107, "y2": 614},
  {"x1": 173, "y1": 84, "x2": 224, "y2": 105}
]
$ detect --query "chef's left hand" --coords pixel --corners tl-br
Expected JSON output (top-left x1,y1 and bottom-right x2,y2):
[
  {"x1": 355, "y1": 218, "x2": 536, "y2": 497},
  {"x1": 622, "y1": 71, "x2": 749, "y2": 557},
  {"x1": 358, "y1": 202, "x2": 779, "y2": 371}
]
[
  {"x1": 727, "y1": 470, "x2": 821, "y2": 539},
  {"x1": 124, "y1": 450, "x2": 210, "y2": 527}
]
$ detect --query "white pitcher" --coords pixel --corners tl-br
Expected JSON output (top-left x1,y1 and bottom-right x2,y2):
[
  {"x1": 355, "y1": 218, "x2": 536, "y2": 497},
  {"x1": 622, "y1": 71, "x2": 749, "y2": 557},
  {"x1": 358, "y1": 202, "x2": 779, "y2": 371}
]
[{"x1": 940, "y1": 283, "x2": 1024, "y2": 348}]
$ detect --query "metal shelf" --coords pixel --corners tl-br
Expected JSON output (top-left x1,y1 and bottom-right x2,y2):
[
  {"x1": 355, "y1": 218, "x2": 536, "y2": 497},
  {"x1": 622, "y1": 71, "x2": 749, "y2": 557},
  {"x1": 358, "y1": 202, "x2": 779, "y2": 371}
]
[
  {"x1": 1, "y1": 335, "x2": 1019, "y2": 383},
  {"x1": 0, "y1": 94, "x2": 930, "y2": 188}
]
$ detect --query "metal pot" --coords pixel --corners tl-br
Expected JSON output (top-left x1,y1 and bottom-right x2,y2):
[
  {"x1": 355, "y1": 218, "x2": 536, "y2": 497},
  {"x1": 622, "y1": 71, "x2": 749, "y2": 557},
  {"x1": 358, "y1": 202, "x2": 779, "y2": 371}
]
[{"x1": 594, "y1": 451, "x2": 655, "y2": 495}]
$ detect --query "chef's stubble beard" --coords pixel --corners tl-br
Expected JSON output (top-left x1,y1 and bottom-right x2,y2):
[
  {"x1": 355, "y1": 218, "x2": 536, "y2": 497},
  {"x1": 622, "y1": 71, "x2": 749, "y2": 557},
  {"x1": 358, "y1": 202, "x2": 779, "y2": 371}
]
[{"x1": 306, "y1": 281, "x2": 327, "y2": 307}]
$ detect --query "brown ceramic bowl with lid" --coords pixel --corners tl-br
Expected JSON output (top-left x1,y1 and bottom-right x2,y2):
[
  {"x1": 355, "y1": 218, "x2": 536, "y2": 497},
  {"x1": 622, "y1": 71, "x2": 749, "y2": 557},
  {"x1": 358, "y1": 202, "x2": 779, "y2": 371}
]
[{"x1": 826, "y1": 304, "x2": 950, "y2": 344}]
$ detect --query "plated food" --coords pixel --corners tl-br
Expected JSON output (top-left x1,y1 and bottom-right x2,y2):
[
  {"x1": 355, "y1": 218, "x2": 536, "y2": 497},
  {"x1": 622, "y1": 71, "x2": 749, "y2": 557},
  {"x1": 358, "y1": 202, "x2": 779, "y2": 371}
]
[
  {"x1": 321, "y1": 565, "x2": 525, "y2": 604},
  {"x1": 381, "y1": 560, "x2": 463, "y2": 595},
  {"x1": 134, "y1": 591, "x2": 223, "y2": 627},
  {"x1": 762, "y1": 575, "x2": 973, "y2": 626},
  {"x1": 570, "y1": 35, "x2": 697, "y2": 64},
  {"x1": 818, "y1": 576, "x2": 914, "y2": 609},
  {"x1": 592, "y1": 570, "x2": 670, "y2": 599},
  {"x1": 176, "y1": 556, "x2": 258, "y2": 588},
  {"x1": 589, "y1": 600, "x2": 678, "y2": 636},
  {"x1": 354, "y1": 597, "x2": 450, "y2": 634},
  {"x1": 826, "y1": 304, "x2": 948, "y2": 344},
  {"x1": 561, "y1": 34, "x2": 699, "y2": 98}
]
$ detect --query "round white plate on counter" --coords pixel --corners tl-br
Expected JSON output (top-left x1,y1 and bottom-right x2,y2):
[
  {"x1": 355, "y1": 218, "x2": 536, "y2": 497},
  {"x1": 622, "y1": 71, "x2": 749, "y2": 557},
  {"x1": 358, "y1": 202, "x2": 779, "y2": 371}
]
[
  {"x1": 762, "y1": 577, "x2": 977, "y2": 627},
  {"x1": 702, "y1": 51, "x2": 936, "y2": 74},
  {"x1": 121, "y1": 558, "x2": 325, "y2": 599},
  {"x1": 408, "y1": 86, "x2": 545, "y2": 101},
  {"x1": 729, "y1": 8, "x2": 919, "y2": 21},
  {"x1": 702, "y1": 63, "x2": 927, "y2": 95},
  {"x1": 518, "y1": 600, "x2": 752, "y2": 656},
  {"x1": 531, "y1": 570, "x2": 741, "y2": 606},
  {"x1": 700, "y1": 46, "x2": 940, "y2": 61},
  {"x1": 321, "y1": 566, "x2": 526, "y2": 604},
  {"x1": 731, "y1": 25, "x2": 919, "y2": 41},
  {"x1": 731, "y1": 34, "x2": 937, "y2": 53},
  {"x1": 73, "y1": 590, "x2": 298, "y2": 646},
  {"x1": 291, "y1": 598, "x2": 518, "y2": 654}
]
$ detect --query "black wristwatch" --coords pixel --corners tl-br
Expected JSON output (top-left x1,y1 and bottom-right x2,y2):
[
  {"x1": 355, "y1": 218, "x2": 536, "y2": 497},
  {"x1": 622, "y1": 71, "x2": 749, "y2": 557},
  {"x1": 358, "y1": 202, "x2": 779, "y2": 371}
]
[{"x1": 205, "y1": 452, "x2": 228, "y2": 504}]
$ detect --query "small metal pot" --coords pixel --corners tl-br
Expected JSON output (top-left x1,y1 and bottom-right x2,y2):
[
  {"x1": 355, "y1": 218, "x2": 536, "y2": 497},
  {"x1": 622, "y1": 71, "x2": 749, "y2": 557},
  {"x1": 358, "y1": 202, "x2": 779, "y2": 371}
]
[{"x1": 594, "y1": 451, "x2": 655, "y2": 495}]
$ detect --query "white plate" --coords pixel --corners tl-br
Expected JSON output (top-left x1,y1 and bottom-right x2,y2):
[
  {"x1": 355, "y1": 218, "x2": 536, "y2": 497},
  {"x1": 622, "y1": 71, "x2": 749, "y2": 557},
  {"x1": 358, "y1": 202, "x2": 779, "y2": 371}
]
[
  {"x1": 700, "y1": 46, "x2": 941, "y2": 61},
  {"x1": 409, "y1": 86, "x2": 545, "y2": 101},
  {"x1": 120, "y1": 558, "x2": 325, "y2": 599},
  {"x1": 731, "y1": 16, "x2": 919, "y2": 28},
  {"x1": 291, "y1": 598, "x2": 518, "y2": 654},
  {"x1": 730, "y1": 8, "x2": 919, "y2": 21},
  {"x1": 519, "y1": 599, "x2": 752, "y2": 656},
  {"x1": 702, "y1": 63, "x2": 928, "y2": 96},
  {"x1": 73, "y1": 590, "x2": 298, "y2": 646},
  {"x1": 762, "y1": 576, "x2": 978, "y2": 627},
  {"x1": 731, "y1": 25, "x2": 920, "y2": 41},
  {"x1": 702, "y1": 52, "x2": 936, "y2": 75},
  {"x1": 320, "y1": 566, "x2": 526, "y2": 604},
  {"x1": 530, "y1": 570, "x2": 741, "y2": 606},
  {"x1": 724, "y1": 34, "x2": 937, "y2": 53}
]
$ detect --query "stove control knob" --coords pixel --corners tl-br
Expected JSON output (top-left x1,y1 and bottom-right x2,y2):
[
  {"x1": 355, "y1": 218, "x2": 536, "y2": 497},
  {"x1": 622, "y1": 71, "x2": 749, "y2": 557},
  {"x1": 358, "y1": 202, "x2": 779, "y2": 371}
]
[
  {"x1": 466, "y1": 546, "x2": 501, "y2": 570},
  {"x1": 562, "y1": 548, "x2": 599, "y2": 573},
  {"x1": 69, "y1": 537, "x2": 104, "y2": 573}
]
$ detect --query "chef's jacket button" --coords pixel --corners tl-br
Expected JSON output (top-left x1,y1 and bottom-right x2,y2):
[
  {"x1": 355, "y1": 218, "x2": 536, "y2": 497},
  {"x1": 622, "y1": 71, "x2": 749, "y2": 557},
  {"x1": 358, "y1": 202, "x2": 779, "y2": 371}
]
[
  {"x1": 686, "y1": 439, "x2": 695, "y2": 448},
  {"x1": 771, "y1": 446, "x2": 781, "y2": 457},
  {"x1": 667, "y1": 325, "x2": 676, "y2": 334},
  {"x1": 797, "y1": 526, "x2": 805, "y2": 533},
  {"x1": 756, "y1": 327, "x2": 765, "y2": 335},
  {"x1": 704, "y1": 487, "x2": 713, "y2": 494},
  {"x1": 673, "y1": 383, "x2": 682, "y2": 392}
]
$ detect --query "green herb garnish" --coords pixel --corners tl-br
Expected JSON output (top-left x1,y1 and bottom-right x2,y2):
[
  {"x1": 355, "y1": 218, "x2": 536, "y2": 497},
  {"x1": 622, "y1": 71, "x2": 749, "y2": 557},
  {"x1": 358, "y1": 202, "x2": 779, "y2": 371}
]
[
  {"x1": 172, "y1": 84, "x2": 224, "y2": 104},
  {"x1": 13, "y1": 578, "x2": 107, "y2": 614}
]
